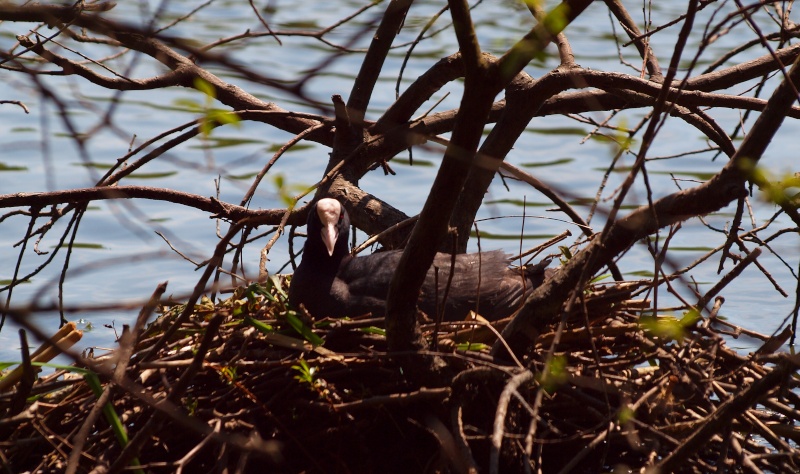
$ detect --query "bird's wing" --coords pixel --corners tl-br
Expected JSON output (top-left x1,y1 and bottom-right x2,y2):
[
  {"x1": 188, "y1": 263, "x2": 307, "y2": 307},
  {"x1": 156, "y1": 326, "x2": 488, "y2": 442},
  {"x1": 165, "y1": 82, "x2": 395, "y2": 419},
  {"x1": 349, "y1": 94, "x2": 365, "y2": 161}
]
[{"x1": 422, "y1": 250, "x2": 532, "y2": 320}]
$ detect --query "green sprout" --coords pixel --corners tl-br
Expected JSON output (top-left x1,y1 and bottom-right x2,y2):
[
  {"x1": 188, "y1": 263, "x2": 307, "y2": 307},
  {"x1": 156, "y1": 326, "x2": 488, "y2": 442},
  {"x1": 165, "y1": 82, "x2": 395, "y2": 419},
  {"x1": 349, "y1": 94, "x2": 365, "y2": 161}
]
[
  {"x1": 173, "y1": 77, "x2": 241, "y2": 138},
  {"x1": 539, "y1": 354, "x2": 569, "y2": 393},
  {"x1": 292, "y1": 359, "x2": 317, "y2": 386}
]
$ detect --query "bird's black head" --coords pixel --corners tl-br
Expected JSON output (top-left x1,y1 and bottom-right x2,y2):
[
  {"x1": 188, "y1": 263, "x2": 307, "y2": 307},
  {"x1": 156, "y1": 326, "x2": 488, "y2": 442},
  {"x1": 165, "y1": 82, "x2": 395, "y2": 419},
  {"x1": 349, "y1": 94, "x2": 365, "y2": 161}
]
[{"x1": 302, "y1": 198, "x2": 350, "y2": 266}]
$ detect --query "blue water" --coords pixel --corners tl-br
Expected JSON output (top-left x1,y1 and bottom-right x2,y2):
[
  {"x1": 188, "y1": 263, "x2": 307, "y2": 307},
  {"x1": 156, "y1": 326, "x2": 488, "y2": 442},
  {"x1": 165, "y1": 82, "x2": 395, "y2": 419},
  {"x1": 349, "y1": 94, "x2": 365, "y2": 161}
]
[{"x1": 1, "y1": 1, "x2": 798, "y2": 360}]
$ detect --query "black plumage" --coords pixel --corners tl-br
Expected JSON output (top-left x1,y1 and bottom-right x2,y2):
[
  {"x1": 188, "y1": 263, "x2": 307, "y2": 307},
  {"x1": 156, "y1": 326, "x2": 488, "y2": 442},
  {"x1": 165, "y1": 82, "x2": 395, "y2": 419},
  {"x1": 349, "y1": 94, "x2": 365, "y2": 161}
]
[{"x1": 288, "y1": 198, "x2": 550, "y2": 321}]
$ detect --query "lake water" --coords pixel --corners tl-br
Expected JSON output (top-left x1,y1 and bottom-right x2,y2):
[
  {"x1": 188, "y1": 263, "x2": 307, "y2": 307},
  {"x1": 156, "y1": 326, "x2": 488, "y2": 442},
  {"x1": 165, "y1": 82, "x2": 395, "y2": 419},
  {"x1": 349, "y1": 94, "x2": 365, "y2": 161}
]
[{"x1": 1, "y1": 1, "x2": 798, "y2": 360}]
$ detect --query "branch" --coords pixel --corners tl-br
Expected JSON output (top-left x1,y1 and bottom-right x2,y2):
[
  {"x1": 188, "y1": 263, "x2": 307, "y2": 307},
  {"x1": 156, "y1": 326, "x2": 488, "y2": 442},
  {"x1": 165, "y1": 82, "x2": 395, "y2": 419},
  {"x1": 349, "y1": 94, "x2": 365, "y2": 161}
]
[
  {"x1": 0, "y1": 2, "x2": 332, "y2": 130},
  {"x1": 605, "y1": 0, "x2": 663, "y2": 79},
  {"x1": 0, "y1": 187, "x2": 294, "y2": 226},
  {"x1": 346, "y1": 0, "x2": 414, "y2": 126},
  {"x1": 497, "y1": 0, "x2": 594, "y2": 83},
  {"x1": 386, "y1": 0, "x2": 594, "y2": 353},
  {"x1": 657, "y1": 356, "x2": 799, "y2": 472},
  {"x1": 494, "y1": 50, "x2": 800, "y2": 359},
  {"x1": 16, "y1": 33, "x2": 191, "y2": 90},
  {"x1": 373, "y1": 52, "x2": 467, "y2": 133}
]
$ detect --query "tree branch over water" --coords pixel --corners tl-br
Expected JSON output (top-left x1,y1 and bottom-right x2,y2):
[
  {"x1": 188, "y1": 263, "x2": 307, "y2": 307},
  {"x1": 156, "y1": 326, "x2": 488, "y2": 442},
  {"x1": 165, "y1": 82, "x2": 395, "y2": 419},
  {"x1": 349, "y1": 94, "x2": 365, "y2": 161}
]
[{"x1": 2, "y1": 1, "x2": 800, "y2": 471}]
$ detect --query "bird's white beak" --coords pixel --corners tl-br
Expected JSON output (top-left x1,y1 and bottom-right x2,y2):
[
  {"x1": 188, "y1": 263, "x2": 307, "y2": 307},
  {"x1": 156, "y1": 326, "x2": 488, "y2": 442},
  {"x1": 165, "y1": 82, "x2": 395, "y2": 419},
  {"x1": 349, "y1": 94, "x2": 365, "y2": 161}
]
[
  {"x1": 316, "y1": 199, "x2": 341, "y2": 257},
  {"x1": 321, "y1": 222, "x2": 338, "y2": 256}
]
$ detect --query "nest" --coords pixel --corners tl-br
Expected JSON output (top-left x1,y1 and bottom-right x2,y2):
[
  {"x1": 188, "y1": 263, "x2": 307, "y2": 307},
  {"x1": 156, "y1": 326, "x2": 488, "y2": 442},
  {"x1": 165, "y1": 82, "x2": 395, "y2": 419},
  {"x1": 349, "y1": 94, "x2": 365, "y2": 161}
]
[{"x1": 1, "y1": 279, "x2": 799, "y2": 473}]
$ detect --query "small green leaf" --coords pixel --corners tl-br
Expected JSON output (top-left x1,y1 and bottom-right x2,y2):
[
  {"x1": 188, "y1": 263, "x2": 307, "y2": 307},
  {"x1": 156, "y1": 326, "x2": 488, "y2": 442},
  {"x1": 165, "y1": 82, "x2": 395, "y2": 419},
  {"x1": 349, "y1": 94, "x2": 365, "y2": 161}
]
[
  {"x1": 0, "y1": 279, "x2": 31, "y2": 285},
  {"x1": 244, "y1": 316, "x2": 274, "y2": 334},
  {"x1": 285, "y1": 311, "x2": 324, "y2": 346},
  {"x1": 208, "y1": 109, "x2": 241, "y2": 128},
  {"x1": 246, "y1": 282, "x2": 278, "y2": 304},
  {"x1": 292, "y1": 358, "x2": 317, "y2": 385},
  {"x1": 199, "y1": 119, "x2": 214, "y2": 137},
  {"x1": 589, "y1": 274, "x2": 611, "y2": 284},
  {"x1": 359, "y1": 327, "x2": 386, "y2": 336},
  {"x1": 173, "y1": 98, "x2": 202, "y2": 111},
  {"x1": 194, "y1": 77, "x2": 216, "y2": 99},
  {"x1": 539, "y1": 354, "x2": 569, "y2": 393},
  {"x1": 640, "y1": 316, "x2": 685, "y2": 341},
  {"x1": 32, "y1": 363, "x2": 143, "y2": 472},
  {"x1": 618, "y1": 405, "x2": 635, "y2": 424},
  {"x1": 456, "y1": 342, "x2": 489, "y2": 351},
  {"x1": 559, "y1": 246, "x2": 572, "y2": 261},
  {"x1": 271, "y1": 173, "x2": 312, "y2": 208},
  {"x1": 680, "y1": 309, "x2": 701, "y2": 327}
]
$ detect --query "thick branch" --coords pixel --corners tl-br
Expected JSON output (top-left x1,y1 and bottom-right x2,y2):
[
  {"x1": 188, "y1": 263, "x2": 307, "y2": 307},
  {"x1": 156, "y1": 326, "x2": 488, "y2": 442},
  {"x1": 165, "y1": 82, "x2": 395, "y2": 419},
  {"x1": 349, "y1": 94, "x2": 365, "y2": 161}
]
[
  {"x1": 494, "y1": 50, "x2": 800, "y2": 359},
  {"x1": 385, "y1": 0, "x2": 494, "y2": 352},
  {"x1": 385, "y1": 0, "x2": 594, "y2": 352},
  {"x1": 347, "y1": 0, "x2": 414, "y2": 126}
]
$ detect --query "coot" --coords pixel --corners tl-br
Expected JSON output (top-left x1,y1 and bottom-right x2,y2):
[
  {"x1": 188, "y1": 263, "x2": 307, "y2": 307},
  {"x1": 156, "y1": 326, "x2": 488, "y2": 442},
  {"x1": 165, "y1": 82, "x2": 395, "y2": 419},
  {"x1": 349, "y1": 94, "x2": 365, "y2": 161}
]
[{"x1": 288, "y1": 198, "x2": 549, "y2": 321}]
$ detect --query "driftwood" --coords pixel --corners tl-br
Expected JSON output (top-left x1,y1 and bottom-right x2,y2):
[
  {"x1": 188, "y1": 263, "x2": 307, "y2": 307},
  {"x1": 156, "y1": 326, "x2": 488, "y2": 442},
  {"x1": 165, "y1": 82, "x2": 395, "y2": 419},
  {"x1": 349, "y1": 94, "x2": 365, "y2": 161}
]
[{"x1": 1, "y1": 279, "x2": 798, "y2": 473}]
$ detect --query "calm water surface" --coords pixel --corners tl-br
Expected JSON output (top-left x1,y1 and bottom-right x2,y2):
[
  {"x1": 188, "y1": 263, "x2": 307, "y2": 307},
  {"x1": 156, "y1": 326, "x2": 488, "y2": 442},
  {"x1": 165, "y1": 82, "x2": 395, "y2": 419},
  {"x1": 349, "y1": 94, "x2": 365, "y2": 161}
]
[{"x1": 0, "y1": 1, "x2": 797, "y2": 359}]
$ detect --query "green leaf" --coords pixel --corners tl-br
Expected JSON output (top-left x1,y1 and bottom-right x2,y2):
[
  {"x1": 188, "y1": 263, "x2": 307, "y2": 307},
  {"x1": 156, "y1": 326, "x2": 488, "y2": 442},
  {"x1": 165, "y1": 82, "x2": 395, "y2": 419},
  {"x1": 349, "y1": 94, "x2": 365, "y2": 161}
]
[
  {"x1": 618, "y1": 405, "x2": 635, "y2": 424},
  {"x1": 193, "y1": 77, "x2": 216, "y2": 99},
  {"x1": 0, "y1": 279, "x2": 31, "y2": 285},
  {"x1": 292, "y1": 358, "x2": 316, "y2": 384},
  {"x1": 73, "y1": 161, "x2": 113, "y2": 169},
  {"x1": 244, "y1": 316, "x2": 274, "y2": 335},
  {"x1": 359, "y1": 327, "x2": 386, "y2": 336},
  {"x1": 640, "y1": 316, "x2": 686, "y2": 341},
  {"x1": 271, "y1": 173, "x2": 312, "y2": 208},
  {"x1": 269, "y1": 275, "x2": 289, "y2": 301},
  {"x1": 589, "y1": 274, "x2": 611, "y2": 284},
  {"x1": 226, "y1": 172, "x2": 259, "y2": 180},
  {"x1": 173, "y1": 98, "x2": 202, "y2": 112},
  {"x1": 559, "y1": 246, "x2": 572, "y2": 260},
  {"x1": 33, "y1": 363, "x2": 143, "y2": 472},
  {"x1": 539, "y1": 354, "x2": 569, "y2": 393},
  {"x1": 285, "y1": 311, "x2": 324, "y2": 346},
  {"x1": 246, "y1": 282, "x2": 278, "y2": 304},
  {"x1": 208, "y1": 109, "x2": 241, "y2": 128},
  {"x1": 199, "y1": 118, "x2": 214, "y2": 137},
  {"x1": 679, "y1": 309, "x2": 701, "y2": 327},
  {"x1": 543, "y1": 3, "x2": 570, "y2": 34},
  {"x1": 456, "y1": 342, "x2": 489, "y2": 351}
]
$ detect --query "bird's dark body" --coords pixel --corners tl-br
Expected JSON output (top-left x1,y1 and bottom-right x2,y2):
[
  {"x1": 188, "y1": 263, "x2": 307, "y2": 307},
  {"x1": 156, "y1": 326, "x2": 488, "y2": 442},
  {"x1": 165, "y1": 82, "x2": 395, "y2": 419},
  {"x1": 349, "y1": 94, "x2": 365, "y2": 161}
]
[{"x1": 288, "y1": 199, "x2": 549, "y2": 321}]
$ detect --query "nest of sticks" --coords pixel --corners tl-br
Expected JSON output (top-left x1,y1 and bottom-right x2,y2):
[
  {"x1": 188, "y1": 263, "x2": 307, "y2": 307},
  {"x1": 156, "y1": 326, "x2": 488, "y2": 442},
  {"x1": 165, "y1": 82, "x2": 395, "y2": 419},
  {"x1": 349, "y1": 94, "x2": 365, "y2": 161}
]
[{"x1": 1, "y1": 278, "x2": 799, "y2": 473}]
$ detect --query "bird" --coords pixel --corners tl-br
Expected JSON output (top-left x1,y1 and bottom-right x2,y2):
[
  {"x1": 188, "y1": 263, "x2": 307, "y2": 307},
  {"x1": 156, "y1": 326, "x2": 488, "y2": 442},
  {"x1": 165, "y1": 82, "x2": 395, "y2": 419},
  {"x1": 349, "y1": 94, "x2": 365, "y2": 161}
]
[{"x1": 288, "y1": 198, "x2": 550, "y2": 322}]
